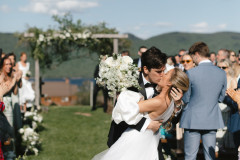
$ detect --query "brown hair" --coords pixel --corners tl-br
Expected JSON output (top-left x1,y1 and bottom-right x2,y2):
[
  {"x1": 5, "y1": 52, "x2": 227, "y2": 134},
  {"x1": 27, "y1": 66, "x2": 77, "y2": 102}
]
[
  {"x1": 189, "y1": 42, "x2": 209, "y2": 58},
  {"x1": 20, "y1": 52, "x2": 27, "y2": 57}
]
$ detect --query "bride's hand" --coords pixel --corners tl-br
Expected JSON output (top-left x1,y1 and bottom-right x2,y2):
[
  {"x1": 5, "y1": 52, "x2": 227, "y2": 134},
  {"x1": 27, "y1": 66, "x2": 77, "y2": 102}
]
[{"x1": 171, "y1": 87, "x2": 183, "y2": 104}]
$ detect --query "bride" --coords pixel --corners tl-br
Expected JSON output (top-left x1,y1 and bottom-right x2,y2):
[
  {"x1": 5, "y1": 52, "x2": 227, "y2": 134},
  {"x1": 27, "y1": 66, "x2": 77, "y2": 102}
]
[{"x1": 93, "y1": 68, "x2": 189, "y2": 160}]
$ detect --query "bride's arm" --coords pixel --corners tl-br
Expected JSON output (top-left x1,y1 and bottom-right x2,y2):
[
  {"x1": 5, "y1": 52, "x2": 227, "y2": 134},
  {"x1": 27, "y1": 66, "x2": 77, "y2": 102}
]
[{"x1": 138, "y1": 96, "x2": 167, "y2": 113}]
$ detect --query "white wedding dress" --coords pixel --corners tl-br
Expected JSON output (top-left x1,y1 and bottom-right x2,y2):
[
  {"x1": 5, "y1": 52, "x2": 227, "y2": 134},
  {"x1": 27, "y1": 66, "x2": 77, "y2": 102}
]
[
  {"x1": 18, "y1": 62, "x2": 35, "y2": 106},
  {"x1": 92, "y1": 90, "x2": 174, "y2": 160}
]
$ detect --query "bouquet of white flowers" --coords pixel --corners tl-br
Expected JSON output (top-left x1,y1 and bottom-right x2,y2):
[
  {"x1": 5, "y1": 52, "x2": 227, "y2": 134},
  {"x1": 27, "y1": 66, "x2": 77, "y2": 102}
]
[{"x1": 96, "y1": 54, "x2": 140, "y2": 97}]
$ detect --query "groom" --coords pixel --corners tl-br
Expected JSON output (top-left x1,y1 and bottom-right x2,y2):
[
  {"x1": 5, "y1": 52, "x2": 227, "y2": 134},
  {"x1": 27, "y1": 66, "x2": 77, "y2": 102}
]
[{"x1": 107, "y1": 46, "x2": 183, "y2": 160}]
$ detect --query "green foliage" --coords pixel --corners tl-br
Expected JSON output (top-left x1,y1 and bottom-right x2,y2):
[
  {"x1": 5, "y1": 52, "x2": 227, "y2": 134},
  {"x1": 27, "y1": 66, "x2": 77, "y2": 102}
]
[{"x1": 18, "y1": 13, "x2": 131, "y2": 69}]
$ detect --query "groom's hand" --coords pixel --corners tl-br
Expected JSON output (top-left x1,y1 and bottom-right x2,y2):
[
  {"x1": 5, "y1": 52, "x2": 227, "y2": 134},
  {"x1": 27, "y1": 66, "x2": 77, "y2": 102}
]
[{"x1": 147, "y1": 120, "x2": 162, "y2": 133}]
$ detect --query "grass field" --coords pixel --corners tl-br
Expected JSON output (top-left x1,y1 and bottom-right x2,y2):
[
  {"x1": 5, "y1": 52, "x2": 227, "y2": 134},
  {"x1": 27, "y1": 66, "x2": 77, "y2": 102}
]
[{"x1": 26, "y1": 105, "x2": 111, "y2": 160}]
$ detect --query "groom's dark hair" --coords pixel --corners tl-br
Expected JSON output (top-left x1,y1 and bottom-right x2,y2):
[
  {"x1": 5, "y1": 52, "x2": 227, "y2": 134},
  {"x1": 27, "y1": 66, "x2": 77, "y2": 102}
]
[{"x1": 141, "y1": 46, "x2": 167, "y2": 71}]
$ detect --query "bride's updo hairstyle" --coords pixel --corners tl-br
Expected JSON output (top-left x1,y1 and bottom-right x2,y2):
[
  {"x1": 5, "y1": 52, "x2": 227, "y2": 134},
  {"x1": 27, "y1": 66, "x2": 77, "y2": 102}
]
[{"x1": 170, "y1": 68, "x2": 189, "y2": 94}]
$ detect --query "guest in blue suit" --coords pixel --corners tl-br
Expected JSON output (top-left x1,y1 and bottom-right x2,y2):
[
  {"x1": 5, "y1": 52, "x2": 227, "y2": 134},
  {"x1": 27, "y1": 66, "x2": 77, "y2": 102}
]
[
  {"x1": 224, "y1": 79, "x2": 240, "y2": 153},
  {"x1": 180, "y1": 42, "x2": 227, "y2": 160}
]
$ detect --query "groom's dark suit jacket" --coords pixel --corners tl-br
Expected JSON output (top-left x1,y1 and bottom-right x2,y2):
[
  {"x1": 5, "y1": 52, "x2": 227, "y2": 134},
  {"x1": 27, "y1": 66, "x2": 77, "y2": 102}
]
[{"x1": 107, "y1": 73, "x2": 165, "y2": 160}]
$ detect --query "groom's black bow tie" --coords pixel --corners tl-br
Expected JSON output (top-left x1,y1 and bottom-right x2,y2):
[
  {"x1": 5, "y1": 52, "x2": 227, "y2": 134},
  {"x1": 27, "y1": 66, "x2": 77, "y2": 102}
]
[{"x1": 144, "y1": 83, "x2": 155, "y2": 88}]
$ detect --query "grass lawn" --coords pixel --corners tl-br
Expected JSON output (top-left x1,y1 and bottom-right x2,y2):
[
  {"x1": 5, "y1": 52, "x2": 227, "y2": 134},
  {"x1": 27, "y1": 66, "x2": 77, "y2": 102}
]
[{"x1": 26, "y1": 105, "x2": 111, "y2": 160}]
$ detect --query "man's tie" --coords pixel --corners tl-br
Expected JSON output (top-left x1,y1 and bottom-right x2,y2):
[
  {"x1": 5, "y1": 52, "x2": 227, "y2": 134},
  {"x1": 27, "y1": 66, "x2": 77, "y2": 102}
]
[
  {"x1": 144, "y1": 83, "x2": 159, "y2": 98},
  {"x1": 144, "y1": 83, "x2": 154, "y2": 88}
]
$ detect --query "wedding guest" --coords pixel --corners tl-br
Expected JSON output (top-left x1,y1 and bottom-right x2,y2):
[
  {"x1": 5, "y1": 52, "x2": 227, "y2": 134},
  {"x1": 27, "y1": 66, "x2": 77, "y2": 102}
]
[
  {"x1": 238, "y1": 51, "x2": 240, "y2": 65},
  {"x1": 0, "y1": 48, "x2": 2, "y2": 59},
  {"x1": 133, "y1": 46, "x2": 147, "y2": 68},
  {"x1": 217, "y1": 49, "x2": 230, "y2": 64},
  {"x1": 209, "y1": 52, "x2": 217, "y2": 65},
  {"x1": 16, "y1": 52, "x2": 31, "y2": 112},
  {"x1": 0, "y1": 56, "x2": 18, "y2": 160},
  {"x1": 181, "y1": 54, "x2": 195, "y2": 72},
  {"x1": 165, "y1": 56, "x2": 175, "y2": 72},
  {"x1": 218, "y1": 59, "x2": 237, "y2": 89},
  {"x1": 0, "y1": 70, "x2": 18, "y2": 160},
  {"x1": 91, "y1": 58, "x2": 109, "y2": 113},
  {"x1": 121, "y1": 50, "x2": 130, "y2": 57},
  {"x1": 217, "y1": 59, "x2": 236, "y2": 150},
  {"x1": 229, "y1": 50, "x2": 237, "y2": 64},
  {"x1": 174, "y1": 54, "x2": 180, "y2": 67},
  {"x1": 174, "y1": 49, "x2": 186, "y2": 70},
  {"x1": 7, "y1": 52, "x2": 22, "y2": 117},
  {"x1": 0, "y1": 89, "x2": 14, "y2": 160},
  {"x1": 224, "y1": 81, "x2": 240, "y2": 157},
  {"x1": 1, "y1": 53, "x2": 6, "y2": 59},
  {"x1": 180, "y1": 42, "x2": 227, "y2": 160},
  {"x1": 234, "y1": 65, "x2": 240, "y2": 82},
  {"x1": 6, "y1": 52, "x2": 23, "y2": 156}
]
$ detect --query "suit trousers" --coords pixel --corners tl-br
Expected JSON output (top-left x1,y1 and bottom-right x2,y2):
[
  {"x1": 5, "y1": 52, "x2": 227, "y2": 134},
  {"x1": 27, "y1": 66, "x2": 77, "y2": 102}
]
[{"x1": 184, "y1": 129, "x2": 217, "y2": 160}]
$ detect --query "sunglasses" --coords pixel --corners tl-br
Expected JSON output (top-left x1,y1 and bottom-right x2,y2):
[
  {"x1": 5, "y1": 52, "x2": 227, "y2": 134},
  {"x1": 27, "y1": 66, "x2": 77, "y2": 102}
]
[
  {"x1": 181, "y1": 60, "x2": 192, "y2": 64},
  {"x1": 218, "y1": 66, "x2": 228, "y2": 69}
]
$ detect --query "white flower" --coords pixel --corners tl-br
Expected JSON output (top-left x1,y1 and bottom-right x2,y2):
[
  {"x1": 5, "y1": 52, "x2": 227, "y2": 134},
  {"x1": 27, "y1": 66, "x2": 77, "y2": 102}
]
[
  {"x1": 19, "y1": 128, "x2": 24, "y2": 134},
  {"x1": 38, "y1": 34, "x2": 44, "y2": 42},
  {"x1": 32, "y1": 121, "x2": 37, "y2": 130},
  {"x1": 104, "y1": 57, "x2": 114, "y2": 66},
  {"x1": 32, "y1": 148, "x2": 39, "y2": 155},
  {"x1": 65, "y1": 32, "x2": 70, "y2": 37},
  {"x1": 122, "y1": 56, "x2": 133, "y2": 64}
]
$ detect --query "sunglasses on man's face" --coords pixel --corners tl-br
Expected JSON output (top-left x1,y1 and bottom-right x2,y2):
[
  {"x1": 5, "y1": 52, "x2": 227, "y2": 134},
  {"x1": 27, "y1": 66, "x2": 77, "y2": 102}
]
[
  {"x1": 218, "y1": 66, "x2": 228, "y2": 70},
  {"x1": 181, "y1": 60, "x2": 192, "y2": 64}
]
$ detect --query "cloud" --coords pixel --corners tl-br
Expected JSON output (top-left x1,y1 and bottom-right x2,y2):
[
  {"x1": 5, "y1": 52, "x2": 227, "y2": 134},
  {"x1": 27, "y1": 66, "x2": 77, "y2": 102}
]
[
  {"x1": 192, "y1": 22, "x2": 208, "y2": 28},
  {"x1": 218, "y1": 24, "x2": 227, "y2": 29},
  {"x1": 0, "y1": 5, "x2": 10, "y2": 12},
  {"x1": 190, "y1": 22, "x2": 228, "y2": 33},
  {"x1": 19, "y1": 0, "x2": 98, "y2": 15},
  {"x1": 155, "y1": 22, "x2": 173, "y2": 27},
  {"x1": 131, "y1": 24, "x2": 148, "y2": 31}
]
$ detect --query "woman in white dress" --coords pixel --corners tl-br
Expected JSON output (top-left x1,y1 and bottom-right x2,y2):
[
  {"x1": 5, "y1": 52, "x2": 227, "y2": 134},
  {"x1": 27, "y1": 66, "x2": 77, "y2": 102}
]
[
  {"x1": 93, "y1": 68, "x2": 189, "y2": 160},
  {"x1": 16, "y1": 52, "x2": 35, "y2": 112}
]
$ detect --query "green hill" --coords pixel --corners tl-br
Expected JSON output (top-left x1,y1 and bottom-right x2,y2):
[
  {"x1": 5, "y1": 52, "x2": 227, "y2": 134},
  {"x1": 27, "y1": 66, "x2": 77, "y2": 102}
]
[
  {"x1": 1, "y1": 32, "x2": 240, "y2": 78},
  {"x1": 131, "y1": 32, "x2": 240, "y2": 55}
]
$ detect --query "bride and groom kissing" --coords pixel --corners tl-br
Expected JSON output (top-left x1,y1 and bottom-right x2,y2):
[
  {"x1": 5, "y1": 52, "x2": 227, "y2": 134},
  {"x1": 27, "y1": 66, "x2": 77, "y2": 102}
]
[{"x1": 93, "y1": 46, "x2": 189, "y2": 160}]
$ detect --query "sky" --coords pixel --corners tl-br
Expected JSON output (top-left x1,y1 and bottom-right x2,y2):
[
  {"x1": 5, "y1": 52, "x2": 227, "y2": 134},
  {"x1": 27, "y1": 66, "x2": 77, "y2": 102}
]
[{"x1": 1, "y1": 0, "x2": 240, "y2": 39}]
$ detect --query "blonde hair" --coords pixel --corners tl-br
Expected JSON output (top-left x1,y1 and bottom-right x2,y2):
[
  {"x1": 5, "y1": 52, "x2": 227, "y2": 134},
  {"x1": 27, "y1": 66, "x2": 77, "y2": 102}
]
[
  {"x1": 170, "y1": 68, "x2": 189, "y2": 93},
  {"x1": 233, "y1": 64, "x2": 240, "y2": 78},
  {"x1": 218, "y1": 59, "x2": 234, "y2": 77}
]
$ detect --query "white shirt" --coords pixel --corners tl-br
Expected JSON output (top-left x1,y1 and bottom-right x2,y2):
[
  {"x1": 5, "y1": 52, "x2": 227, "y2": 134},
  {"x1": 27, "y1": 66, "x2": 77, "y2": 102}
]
[
  {"x1": 199, "y1": 59, "x2": 211, "y2": 64},
  {"x1": 137, "y1": 58, "x2": 141, "y2": 68}
]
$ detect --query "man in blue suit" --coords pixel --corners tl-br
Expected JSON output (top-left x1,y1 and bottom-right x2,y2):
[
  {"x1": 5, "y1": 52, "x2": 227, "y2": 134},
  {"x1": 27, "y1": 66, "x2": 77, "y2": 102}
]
[{"x1": 180, "y1": 42, "x2": 227, "y2": 160}]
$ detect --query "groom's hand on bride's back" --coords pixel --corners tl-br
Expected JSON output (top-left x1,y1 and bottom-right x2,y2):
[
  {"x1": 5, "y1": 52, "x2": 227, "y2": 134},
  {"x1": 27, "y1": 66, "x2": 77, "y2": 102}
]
[{"x1": 147, "y1": 120, "x2": 163, "y2": 133}]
